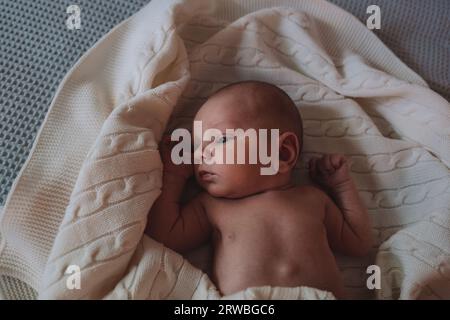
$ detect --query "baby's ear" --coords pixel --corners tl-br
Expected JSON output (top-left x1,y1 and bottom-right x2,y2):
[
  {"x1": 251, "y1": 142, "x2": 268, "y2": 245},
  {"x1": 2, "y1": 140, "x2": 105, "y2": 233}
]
[{"x1": 278, "y1": 131, "x2": 300, "y2": 174}]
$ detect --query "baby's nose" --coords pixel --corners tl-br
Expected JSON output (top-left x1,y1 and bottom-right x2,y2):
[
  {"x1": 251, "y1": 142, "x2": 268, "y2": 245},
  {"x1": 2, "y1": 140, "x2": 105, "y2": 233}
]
[
  {"x1": 202, "y1": 146, "x2": 214, "y2": 161},
  {"x1": 193, "y1": 144, "x2": 214, "y2": 163},
  {"x1": 193, "y1": 146, "x2": 208, "y2": 162}
]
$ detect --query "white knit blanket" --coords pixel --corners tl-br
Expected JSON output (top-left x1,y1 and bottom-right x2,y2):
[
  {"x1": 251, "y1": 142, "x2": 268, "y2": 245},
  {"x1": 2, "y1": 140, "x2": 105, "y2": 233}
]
[{"x1": 0, "y1": 0, "x2": 449, "y2": 300}]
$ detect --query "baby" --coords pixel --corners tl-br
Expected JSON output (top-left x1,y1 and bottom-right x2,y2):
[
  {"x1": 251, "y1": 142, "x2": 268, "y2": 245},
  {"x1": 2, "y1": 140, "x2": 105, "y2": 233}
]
[{"x1": 145, "y1": 81, "x2": 372, "y2": 299}]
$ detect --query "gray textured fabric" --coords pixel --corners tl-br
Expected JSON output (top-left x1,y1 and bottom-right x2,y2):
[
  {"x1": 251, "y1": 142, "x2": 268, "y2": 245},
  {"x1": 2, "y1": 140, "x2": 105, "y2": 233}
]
[{"x1": 0, "y1": 0, "x2": 448, "y2": 300}]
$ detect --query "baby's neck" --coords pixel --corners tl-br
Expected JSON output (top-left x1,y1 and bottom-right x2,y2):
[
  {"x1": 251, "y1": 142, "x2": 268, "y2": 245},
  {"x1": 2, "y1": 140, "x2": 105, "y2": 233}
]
[
  {"x1": 238, "y1": 177, "x2": 297, "y2": 199},
  {"x1": 259, "y1": 178, "x2": 296, "y2": 194}
]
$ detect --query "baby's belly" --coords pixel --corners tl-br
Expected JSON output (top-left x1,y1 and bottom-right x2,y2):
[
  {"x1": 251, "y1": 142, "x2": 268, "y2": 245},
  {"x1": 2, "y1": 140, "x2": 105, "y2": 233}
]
[{"x1": 211, "y1": 232, "x2": 345, "y2": 298}]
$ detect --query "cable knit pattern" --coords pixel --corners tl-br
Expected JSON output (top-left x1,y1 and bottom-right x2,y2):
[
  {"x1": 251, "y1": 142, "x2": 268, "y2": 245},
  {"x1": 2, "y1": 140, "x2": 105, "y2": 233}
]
[{"x1": 0, "y1": 0, "x2": 449, "y2": 300}]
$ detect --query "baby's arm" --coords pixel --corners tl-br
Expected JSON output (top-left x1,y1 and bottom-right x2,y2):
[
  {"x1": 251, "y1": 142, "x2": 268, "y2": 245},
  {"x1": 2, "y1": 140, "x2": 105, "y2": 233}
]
[
  {"x1": 309, "y1": 154, "x2": 372, "y2": 256},
  {"x1": 145, "y1": 136, "x2": 212, "y2": 254}
]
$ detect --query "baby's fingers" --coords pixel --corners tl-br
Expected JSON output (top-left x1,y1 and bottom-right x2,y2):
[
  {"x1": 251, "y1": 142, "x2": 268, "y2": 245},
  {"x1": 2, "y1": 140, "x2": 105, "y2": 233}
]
[
  {"x1": 330, "y1": 154, "x2": 346, "y2": 169},
  {"x1": 318, "y1": 155, "x2": 335, "y2": 174}
]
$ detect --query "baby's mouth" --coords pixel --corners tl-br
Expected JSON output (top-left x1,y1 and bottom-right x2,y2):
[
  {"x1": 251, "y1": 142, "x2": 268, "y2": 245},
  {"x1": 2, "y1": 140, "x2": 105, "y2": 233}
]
[{"x1": 198, "y1": 170, "x2": 216, "y2": 182}]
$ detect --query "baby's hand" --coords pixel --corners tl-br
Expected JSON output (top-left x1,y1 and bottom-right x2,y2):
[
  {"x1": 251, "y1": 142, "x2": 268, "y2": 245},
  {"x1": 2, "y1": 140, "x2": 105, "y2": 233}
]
[
  {"x1": 309, "y1": 154, "x2": 351, "y2": 190},
  {"x1": 160, "y1": 135, "x2": 193, "y2": 180}
]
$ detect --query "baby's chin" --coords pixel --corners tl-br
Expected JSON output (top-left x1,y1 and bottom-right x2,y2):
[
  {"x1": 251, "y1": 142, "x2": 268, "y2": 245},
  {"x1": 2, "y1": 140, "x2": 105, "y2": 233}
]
[{"x1": 202, "y1": 183, "x2": 259, "y2": 199}]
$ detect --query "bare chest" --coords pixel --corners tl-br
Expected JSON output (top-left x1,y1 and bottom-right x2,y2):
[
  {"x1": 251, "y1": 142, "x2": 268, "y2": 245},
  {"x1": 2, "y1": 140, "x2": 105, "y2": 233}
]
[{"x1": 206, "y1": 192, "x2": 325, "y2": 246}]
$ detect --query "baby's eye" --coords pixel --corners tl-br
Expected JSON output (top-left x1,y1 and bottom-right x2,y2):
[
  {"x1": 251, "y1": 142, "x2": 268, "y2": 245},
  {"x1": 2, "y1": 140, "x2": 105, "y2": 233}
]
[{"x1": 217, "y1": 135, "x2": 231, "y2": 144}]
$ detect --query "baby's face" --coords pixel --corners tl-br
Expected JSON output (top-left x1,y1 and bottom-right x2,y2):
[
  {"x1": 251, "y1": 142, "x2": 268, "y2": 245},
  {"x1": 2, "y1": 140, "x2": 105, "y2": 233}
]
[{"x1": 193, "y1": 92, "x2": 277, "y2": 199}]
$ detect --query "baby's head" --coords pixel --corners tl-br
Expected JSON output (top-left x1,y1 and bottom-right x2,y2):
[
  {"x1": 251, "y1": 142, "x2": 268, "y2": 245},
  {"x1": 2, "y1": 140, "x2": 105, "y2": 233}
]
[{"x1": 193, "y1": 80, "x2": 303, "y2": 198}]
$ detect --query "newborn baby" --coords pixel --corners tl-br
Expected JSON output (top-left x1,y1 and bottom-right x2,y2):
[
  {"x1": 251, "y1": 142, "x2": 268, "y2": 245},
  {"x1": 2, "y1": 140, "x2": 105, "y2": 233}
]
[{"x1": 145, "y1": 81, "x2": 372, "y2": 299}]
